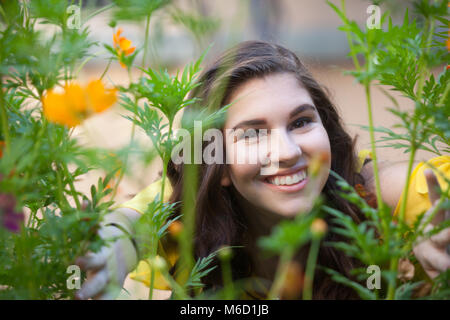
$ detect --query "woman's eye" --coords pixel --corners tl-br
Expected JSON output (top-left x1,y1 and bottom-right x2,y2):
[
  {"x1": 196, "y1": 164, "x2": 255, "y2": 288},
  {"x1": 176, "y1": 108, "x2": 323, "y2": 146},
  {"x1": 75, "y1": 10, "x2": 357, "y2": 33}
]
[{"x1": 291, "y1": 117, "x2": 312, "y2": 130}]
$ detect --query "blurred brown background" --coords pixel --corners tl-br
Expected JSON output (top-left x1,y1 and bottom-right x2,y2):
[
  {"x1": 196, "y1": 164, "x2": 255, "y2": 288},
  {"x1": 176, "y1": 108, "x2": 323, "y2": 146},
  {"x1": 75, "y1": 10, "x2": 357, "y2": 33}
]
[{"x1": 69, "y1": 0, "x2": 442, "y2": 299}]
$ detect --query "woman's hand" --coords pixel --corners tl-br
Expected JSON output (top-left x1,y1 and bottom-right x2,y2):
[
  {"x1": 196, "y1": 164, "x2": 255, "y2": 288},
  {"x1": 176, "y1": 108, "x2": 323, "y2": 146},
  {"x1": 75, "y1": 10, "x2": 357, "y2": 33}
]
[
  {"x1": 412, "y1": 169, "x2": 450, "y2": 279},
  {"x1": 74, "y1": 214, "x2": 139, "y2": 300}
]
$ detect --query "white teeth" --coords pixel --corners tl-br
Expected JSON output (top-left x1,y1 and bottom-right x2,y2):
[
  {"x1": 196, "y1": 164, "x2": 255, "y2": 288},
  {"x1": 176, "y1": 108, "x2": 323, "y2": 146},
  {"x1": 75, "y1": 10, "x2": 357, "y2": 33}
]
[
  {"x1": 268, "y1": 169, "x2": 307, "y2": 186},
  {"x1": 299, "y1": 170, "x2": 306, "y2": 180}
]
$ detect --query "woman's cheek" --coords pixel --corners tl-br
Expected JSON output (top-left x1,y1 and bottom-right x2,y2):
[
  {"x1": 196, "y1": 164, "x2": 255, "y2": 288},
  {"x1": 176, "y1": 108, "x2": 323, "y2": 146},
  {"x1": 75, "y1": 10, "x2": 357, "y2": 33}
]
[{"x1": 226, "y1": 140, "x2": 261, "y2": 167}]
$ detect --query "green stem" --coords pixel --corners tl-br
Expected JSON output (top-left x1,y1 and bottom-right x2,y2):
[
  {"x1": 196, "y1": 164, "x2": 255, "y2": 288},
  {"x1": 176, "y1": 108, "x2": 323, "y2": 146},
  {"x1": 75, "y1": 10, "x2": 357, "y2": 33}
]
[
  {"x1": 142, "y1": 13, "x2": 152, "y2": 71},
  {"x1": 149, "y1": 120, "x2": 174, "y2": 299},
  {"x1": 110, "y1": 122, "x2": 136, "y2": 202},
  {"x1": 341, "y1": 0, "x2": 361, "y2": 71},
  {"x1": 160, "y1": 266, "x2": 190, "y2": 300},
  {"x1": 0, "y1": 76, "x2": 10, "y2": 154},
  {"x1": 175, "y1": 161, "x2": 197, "y2": 298},
  {"x1": 159, "y1": 119, "x2": 173, "y2": 204},
  {"x1": 75, "y1": 50, "x2": 107, "y2": 78},
  {"x1": 303, "y1": 238, "x2": 321, "y2": 300},
  {"x1": 62, "y1": 161, "x2": 82, "y2": 211},
  {"x1": 55, "y1": 163, "x2": 71, "y2": 212},
  {"x1": 267, "y1": 248, "x2": 294, "y2": 300},
  {"x1": 364, "y1": 82, "x2": 384, "y2": 214},
  {"x1": 23, "y1": 119, "x2": 48, "y2": 228},
  {"x1": 437, "y1": 82, "x2": 449, "y2": 108},
  {"x1": 148, "y1": 243, "x2": 157, "y2": 300},
  {"x1": 83, "y1": 3, "x2": 115, "y2": 24},
  {"x1": 415, "y1": 19, "x2": 435, "y2": 101},
  {"x1": 386, "y1": 16, "x2": 436, "y2": 301},
  {"x1": 221, "y1": 254, "x2": 234, "y2": 299},
  {"x1": 0, "y1": 5, "x2": 7, "y2": 23},
  {"x1": 100, "y1": 58, "x2": 113, "y2": 80}
]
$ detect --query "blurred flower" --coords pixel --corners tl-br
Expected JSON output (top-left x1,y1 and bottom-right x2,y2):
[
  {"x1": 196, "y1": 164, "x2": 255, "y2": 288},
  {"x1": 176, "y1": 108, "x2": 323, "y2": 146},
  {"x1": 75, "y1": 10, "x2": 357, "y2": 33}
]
[
  {"x1": 0, "y1": 193, "x2": 24, "y2": 233},
  {"x1": 308, "y1": 151, "x2": 330, "y2": 178},
  {"x1": 310, "y1": 218, "x2": 327, "y2": 238},
  {"x1": 280, "y1": 261, "x2": 304, "y2": 299},
  {"x1": 168, "y1": 220, "x2": 183, "y2": 238},
  {"x1": 113, "y1": 28, "x2": 136, "y2": 68},
  {"x1": 446, "y1": 31, "x2": 449, "y2": 51},
  {"x1": 0, "y1": 141, "x2": 5, "y2": 158},
  {"x1": 42, "y1": 80, "x2": 117, "y2": 127},
  {"x1": 354, "y1": 183, "x2": 378, "y2": 209},
  {"x1": 354, "y1": 184, "x2": 367, "y2": 197}
]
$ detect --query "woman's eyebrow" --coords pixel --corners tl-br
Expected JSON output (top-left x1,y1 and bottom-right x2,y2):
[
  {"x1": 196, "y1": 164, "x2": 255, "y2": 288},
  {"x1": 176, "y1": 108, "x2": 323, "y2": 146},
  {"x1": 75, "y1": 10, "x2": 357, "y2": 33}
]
[
  {"x1": 289, "y1": 104, "x2": 317, "y2": 119},
  {"x1": 231, "y1": 104, "x2": 317, "y2": 131},
  {"x1": 232, "y1": 119, "x2": 267, "y2": 131}
]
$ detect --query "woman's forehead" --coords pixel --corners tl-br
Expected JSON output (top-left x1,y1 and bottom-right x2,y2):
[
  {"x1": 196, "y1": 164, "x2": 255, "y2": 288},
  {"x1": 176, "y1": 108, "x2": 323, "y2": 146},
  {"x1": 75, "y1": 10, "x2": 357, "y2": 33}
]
[{"x1": 224, "y1": 73, "x2": 315, "y2": 127}]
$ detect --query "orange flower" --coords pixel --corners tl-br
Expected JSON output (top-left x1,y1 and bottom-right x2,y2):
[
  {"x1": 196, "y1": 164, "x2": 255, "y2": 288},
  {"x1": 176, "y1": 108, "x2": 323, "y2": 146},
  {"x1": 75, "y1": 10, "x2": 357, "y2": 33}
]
[
  {"x1": 113, "y1": 28, "x2": 136, "y2": 68},
  {"x1": 43, "y1": 80, "x2": 117, "y2": 127},
  {"x1": 86, "y1": 80, "x2": 118, "y2": 113},
  {"x1": 168, "y1": 220, "x2": 183, "y2": 238},
  {"x1": 447, "y1": 29, "x2": 450, "y2": 51}
]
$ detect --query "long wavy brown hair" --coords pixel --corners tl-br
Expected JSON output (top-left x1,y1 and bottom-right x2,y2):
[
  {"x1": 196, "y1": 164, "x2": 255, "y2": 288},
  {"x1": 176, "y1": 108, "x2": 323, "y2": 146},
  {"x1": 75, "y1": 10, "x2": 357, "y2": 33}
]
[{"x1": 166, "y1": 41, "x2": 368, "y2": 299}]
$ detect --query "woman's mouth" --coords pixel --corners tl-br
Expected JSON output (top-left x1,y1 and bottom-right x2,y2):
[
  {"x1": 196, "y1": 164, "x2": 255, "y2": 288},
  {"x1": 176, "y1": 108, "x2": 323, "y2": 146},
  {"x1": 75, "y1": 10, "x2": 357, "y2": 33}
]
[{"x1": 261, "y1": 168, "x2": 308, "y2": 193}]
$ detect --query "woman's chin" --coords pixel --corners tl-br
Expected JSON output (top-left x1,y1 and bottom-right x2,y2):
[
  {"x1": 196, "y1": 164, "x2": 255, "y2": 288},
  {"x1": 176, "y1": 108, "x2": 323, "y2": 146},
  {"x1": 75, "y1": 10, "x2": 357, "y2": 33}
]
[{"x1": 272, "y1": 203, "x2": 314, "y2": 218}]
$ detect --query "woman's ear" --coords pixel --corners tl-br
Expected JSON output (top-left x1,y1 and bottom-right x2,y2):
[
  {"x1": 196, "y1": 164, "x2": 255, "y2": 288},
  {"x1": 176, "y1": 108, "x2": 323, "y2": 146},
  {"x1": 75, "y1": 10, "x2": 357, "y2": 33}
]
[{"x1": 220, "y1": 167, "x2": 231, "y2": 187}]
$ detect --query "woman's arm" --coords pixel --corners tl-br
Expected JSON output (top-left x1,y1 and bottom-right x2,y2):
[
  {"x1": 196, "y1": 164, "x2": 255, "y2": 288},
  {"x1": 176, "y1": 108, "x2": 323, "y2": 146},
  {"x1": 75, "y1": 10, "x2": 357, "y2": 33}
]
[
  {"x1": 360, "y1": 159, "x2": 450, "y2": 279},
  {"x1": 359, "y1": 159, "x2": 418, "y2": 212},
  {"x1": 75, "y1": 207, "x2": 142, "y2": 299}
]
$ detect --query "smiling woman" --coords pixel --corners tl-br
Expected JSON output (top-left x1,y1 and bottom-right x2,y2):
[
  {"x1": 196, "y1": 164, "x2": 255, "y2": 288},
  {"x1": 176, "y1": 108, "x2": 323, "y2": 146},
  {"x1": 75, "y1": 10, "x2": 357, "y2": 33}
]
[
  {"x1": 220, "y1": 73, "x2": 331, "y2": 218},
  {"x1": 109, "y1": 41, "x2": 373, "y2": 299},
  {"x1": 75, "y1": 40, "x2": 450, "y2": 300}
]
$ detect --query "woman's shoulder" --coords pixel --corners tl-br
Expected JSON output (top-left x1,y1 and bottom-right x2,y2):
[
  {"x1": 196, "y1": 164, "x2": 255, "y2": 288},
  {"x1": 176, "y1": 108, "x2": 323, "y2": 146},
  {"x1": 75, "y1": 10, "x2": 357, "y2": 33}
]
[
  {"x1": 359, "y1": 152, "x2": 450, "y2": 224},
  {"x1": 116, "y1": 177, "x2": 173, "y2": 215}
]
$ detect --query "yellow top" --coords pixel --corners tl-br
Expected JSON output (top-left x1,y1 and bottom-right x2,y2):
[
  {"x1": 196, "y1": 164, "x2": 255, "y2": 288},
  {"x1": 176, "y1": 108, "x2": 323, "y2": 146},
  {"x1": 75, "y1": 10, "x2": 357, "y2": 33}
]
[
  {"x1": 118, "y1": 152, "x2": 450, "y2": 293},
  {"x1": 393, "y1": 155, "x2": 450, "y2": 225}
]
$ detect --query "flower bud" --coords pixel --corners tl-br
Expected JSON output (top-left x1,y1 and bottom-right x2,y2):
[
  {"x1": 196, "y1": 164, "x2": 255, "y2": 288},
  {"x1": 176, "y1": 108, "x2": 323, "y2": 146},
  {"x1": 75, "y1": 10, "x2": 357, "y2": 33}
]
[
  {"x1": 168, "y1": 220, "x2": 183, "y2": 238},
  {"x1": 218, "y1": 246, "x2": 232, "y2": 261},
  {"x1": 308, "y1": 152, "x2": 330, "y2": 178},
  {"x1": 310, "y1": 218, "x2": 327, "y2": 238}
]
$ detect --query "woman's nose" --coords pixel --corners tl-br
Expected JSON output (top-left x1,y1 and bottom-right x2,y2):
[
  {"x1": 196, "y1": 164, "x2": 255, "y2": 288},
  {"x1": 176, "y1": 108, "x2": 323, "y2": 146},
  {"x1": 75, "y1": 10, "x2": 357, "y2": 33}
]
[{"x1": 267, "y1": 129, "x2": 302, "y2": 167}]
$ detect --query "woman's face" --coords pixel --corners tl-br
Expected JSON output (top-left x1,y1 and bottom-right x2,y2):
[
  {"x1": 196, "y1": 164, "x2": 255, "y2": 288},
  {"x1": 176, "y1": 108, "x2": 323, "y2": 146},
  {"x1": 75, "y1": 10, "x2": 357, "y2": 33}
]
[{"x1": 221, "y1": 72, "x2": 331, "y2": 218}]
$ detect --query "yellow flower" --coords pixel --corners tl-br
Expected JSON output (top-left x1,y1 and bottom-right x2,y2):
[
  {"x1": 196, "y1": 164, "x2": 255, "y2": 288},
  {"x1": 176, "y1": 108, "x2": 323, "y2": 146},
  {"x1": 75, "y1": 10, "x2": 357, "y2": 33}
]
[
  {"x1": 43, "y1": 80, "x2": 117, "y2": 127},
  {"x1": 113, "y1": 28, "x2": 136, "y2": 68}
]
